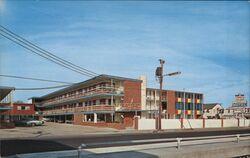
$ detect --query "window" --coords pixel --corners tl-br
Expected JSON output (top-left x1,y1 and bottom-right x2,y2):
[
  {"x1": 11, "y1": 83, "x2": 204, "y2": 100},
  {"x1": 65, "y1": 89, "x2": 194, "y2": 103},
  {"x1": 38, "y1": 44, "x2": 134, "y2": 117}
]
[
  {"x1": 17, "y1": 106, "x2": 21, "y2": 110},
  {"x1": 78, "y1": 102, "x2": 83, "y2": 107},
  {"x1": 100, "y1": 99, "x2": 106, "y2": 105},
  {"x1": 25, "y1": 106, "x2": 30, "y2": 110},
  {"x1": 92, "y1": 100, "x2": 96, "y2": 105}
]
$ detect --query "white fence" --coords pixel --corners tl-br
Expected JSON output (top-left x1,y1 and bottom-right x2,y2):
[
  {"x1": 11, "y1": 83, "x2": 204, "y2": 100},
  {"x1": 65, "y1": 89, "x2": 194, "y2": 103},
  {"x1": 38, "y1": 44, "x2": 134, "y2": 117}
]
[
  {"x1": 205, "y1": 120, "x2": 221, "y2": 128},
  {"x1": 137, "y1": 118, "x2": 250, "y2": 130},
  {"x1": 183, "y1": 119, "x2": 203, "y2": 129},
  {"x1": 138, "y1": 118, "x2": 155, "y2": 130},
  {"x1": 162, "y1": 119, "x2": 181, "y2": 129}
]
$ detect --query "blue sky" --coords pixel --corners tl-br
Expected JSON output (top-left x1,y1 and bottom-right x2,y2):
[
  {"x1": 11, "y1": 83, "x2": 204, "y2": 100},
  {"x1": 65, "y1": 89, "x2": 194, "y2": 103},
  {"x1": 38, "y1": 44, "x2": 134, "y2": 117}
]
[{"x1": 0, "y1": 1, "x2": 249, "y2": 107}]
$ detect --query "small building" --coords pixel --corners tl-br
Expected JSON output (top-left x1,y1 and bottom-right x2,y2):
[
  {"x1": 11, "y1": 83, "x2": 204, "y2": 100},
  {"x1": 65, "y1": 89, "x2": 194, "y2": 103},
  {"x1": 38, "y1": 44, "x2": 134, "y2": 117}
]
[
  {"x1": 203, "y1": 103, "x2": 223, "y2": 119},
  {"x1": 223, "y1": 93, "x2": 249, "y2": 119},
  {"x1": 0, "y1": 86, "x2": 36, "y2": 125},
  {"x1": 9, "y1": 103, "x2": 36, "y2": 121}
]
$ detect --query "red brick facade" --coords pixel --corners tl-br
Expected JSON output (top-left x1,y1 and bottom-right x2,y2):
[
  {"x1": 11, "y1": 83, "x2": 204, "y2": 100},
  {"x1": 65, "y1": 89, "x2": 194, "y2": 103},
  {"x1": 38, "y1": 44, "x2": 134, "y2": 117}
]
[
  {"x1": 0, "y1": 103, "x2": 35, "y2": 116},
  {"x1": 123, "y1": 80, "x2": 141, "y2": 110},
  {"x1": 167, "y1": 90, "x2": 176, "y2": 118}
]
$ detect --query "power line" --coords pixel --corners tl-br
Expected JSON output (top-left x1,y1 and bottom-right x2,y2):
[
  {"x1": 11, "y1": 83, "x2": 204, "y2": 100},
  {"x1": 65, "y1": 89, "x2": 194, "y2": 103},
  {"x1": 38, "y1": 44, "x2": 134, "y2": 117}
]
[
  {"x1": 15, "y1": 85, "x2": 71, "y2": 90},
  {"x1": 0, "y1": 32, "x2": 95, "y2": 77},
  {"x1": 0, "y1": 27, "x2": 96, "y2": 77},
  {"x1": 0, "y1": 74, "x2": 74, "y2": 84},
  {"x1": 0, "y1": 25, "x2": 98, "y2": 77}
]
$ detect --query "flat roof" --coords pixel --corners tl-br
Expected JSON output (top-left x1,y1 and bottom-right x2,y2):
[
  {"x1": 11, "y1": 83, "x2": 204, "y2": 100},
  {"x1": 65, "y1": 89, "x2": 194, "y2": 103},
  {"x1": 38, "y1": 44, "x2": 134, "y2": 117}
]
[
  {"x1": 146, "y1": 88, "x2": 203, "y2": 94},
  {"x1": 34, "y1": 74, "x2": 141, "y2": 100},
  {"x1": 0, "y1": 86, "x2": 15, "y2": 101}
]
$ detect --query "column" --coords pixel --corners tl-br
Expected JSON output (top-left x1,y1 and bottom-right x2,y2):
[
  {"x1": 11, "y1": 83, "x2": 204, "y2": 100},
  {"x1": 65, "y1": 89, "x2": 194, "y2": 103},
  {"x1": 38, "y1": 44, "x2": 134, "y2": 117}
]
[
  {"x1": 94, "y1": 113, "x2": 97, "y2": 123},
  {"x1": 84, "y1": 114, "x2": 87, "y2": 122}
]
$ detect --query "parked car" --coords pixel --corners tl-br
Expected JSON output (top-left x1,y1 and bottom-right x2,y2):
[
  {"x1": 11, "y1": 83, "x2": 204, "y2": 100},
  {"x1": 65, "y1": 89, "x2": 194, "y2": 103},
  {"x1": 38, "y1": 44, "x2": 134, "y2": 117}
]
[
  {"x1": 15, "y1": 118, "x2": 44, "y2": 126},
  {"x1": 42, "y1": 117, "x2": 50, "y2": 122}
]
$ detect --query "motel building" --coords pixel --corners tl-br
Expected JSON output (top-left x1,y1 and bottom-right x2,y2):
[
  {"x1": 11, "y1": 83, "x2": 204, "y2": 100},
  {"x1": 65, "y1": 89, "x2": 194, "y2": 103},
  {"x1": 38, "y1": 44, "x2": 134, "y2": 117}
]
[{"x1": 31, "y1": 74, "x2": 203, "y2": 129}]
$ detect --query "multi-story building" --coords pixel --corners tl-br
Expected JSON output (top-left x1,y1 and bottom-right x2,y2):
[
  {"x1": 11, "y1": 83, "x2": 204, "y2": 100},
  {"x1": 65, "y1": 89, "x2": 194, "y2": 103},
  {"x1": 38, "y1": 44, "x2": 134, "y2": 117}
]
[
  {"x1": 145, "y1": 88, "x2": 203, "y2": 119},
  {"x1": 32, "y1": 74, "x2": 204, "y2": 129},
  {"x1": 32, "y1": 75, "x2": 143, "y2": 128}
]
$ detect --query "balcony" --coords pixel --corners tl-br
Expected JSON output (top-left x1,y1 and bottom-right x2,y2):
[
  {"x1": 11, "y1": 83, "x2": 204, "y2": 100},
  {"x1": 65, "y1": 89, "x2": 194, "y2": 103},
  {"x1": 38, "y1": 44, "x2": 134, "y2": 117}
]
[
  {"x1": 40, "y1": 87, "x2": 124, "y2": 107},
  {"x1": 115, "y1": 103, "x2": 141, "y2": 111},
  {"x1": 42, "y1": 105, "x2": 115, "y2": 115}
]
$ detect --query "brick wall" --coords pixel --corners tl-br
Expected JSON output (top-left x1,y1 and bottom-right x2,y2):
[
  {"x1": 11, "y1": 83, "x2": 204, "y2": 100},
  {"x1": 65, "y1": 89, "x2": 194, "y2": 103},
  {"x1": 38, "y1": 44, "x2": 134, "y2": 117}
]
[
  {"x1": 167, "y1": 90, "x2": 176, "y2": 118},
  {"x1": 0, "y1": 103, "x2": 35, "y2": 116},
  {"x1": 12, "y1": 103, "x2": 35, "y2": 115},
  {"x1": 123, "y1": 112, "x2": 134, "y2": 127},
  {"x1": 123, "y1": 80, "x2": 141, "y2": 110},
  {"x1": 73, "y1": 113, "x2": 83, "y2": 124}
]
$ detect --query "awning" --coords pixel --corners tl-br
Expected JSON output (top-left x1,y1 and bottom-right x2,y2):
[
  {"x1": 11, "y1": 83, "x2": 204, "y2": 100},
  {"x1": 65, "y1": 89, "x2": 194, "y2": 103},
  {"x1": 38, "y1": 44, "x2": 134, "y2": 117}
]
[
  {"x1": 0, "y1": 106, "x2": 12, "y2": 111},
  {"x1": 0, "y1": 86, "x2": 15, "y2": 101}
]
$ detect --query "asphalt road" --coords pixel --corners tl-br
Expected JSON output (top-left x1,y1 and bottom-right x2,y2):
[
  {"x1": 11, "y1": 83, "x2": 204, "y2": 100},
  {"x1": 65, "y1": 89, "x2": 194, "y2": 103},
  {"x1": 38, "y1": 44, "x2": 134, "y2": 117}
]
[{"x1": 1, "y1": 128, "x2": 250, "y2": 157}]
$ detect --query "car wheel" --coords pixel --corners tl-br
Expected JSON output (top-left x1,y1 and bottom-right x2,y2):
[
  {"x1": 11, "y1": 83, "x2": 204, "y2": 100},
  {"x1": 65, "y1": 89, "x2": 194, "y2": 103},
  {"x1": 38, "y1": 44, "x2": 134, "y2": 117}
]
[{"x1": 31, "y1": 123, "x2": 36, "y2": 127}]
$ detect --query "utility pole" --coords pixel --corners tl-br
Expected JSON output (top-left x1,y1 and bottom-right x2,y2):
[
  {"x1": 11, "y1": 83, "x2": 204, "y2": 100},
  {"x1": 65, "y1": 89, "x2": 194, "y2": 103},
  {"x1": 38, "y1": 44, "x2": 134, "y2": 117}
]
[
  {"x1": 156, "y1": 59, "x2": 165, "y2": 130},
  {"x1": 155, "y1": 59, "x2": 181, "y2": 131}
]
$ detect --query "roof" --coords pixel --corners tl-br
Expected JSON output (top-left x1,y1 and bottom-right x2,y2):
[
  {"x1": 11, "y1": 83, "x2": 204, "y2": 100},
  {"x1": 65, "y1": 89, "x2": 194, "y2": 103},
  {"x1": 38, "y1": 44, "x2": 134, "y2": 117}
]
[
  {"x1": 146, "y1": 88, "x2": 203, "y2": 94},
  {"x1": 33, "y1": 74, "x2": 141, "y2": 100},
  {"x1": 203, "y1": 103, "x2": 222, "y2": 110},
  {"x1": 0, "y1": 86, "x2": 15, "y2": 101}
]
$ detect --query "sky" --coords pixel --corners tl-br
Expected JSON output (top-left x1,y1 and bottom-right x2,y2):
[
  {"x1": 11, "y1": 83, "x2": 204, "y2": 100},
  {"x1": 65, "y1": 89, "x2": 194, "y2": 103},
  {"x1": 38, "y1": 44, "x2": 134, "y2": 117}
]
[{"x1": 0, "y1": 1, "x2": 249, "y2": 108}]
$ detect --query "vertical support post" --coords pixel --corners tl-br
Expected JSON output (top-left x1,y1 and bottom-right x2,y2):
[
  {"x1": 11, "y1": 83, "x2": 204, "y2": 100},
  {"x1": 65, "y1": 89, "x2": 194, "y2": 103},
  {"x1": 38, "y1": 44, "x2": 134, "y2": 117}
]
[
  {"x1": 181, "y1": 118, "x2": 184, "y2": 129},
  {"x1": 221, "y1": 118, "x2": 224, "y2": 128},
  {"x1": 236, "y1": 134, "x2": 240, "y2": 143},
  {"x1": 111, "y1": 113, "x2": 114, "y2": 123},
  {"x1": 134, "y1": 116, "x2": 139, "y2": 130},
  {"x1": 77, "y1": 146, "x2": 82, "y2": 158},
  {"x1": 237, "y1": 118, "x2": 240, "y2": 127},
  {"x1": 176, "y1": 138, "x2": 182, "y2": 150},
  {"x1": 193, "y1": 93, "x2": 195, "y2": 119},
  {"x1": 94, "y1": 113, "x2": 97, "y2": 123},
  {"x1": 203, "y1": 118, "x2": 205, "y2": 128},
  {"x1": 183, "y1": 89, "x2": 186, "y2": 119}
]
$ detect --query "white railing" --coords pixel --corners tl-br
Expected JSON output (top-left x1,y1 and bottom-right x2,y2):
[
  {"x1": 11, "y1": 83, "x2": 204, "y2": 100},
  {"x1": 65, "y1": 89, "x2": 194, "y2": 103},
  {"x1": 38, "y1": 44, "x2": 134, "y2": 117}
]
[{"x1": 77, "y1": 133, "x2": 250, "y2": 157}]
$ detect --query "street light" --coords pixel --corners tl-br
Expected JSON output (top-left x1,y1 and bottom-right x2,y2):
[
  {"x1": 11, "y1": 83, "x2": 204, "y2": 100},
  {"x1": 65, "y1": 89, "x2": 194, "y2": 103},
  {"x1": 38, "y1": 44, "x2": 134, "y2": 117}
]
[
  {"x1": 155, "y1": 59, "x2": 181, "y2": 131},
  {"x1": 164, "y1": 71, "x2": 181, "y2": 77}
]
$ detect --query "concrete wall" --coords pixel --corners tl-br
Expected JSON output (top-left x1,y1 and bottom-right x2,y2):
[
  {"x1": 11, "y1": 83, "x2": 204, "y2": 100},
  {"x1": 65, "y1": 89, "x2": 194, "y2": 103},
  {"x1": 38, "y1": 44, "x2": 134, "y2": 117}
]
[
  {"x1": 162, "y1": 119, "x2": 181, "y2": 129},
  {"x1": 138, "y1": 118, "x2": 155, "y2": 130},
  {"x1": 239, "y1": 119, "x2": 250, "y2": 127},
  {"x1": 205, "y1": 120, "x2": 221, "y2": 128},
  {"x1": 183, "y1": 119, "x2": 203, "y2": 129},
  {"x1": 137, "y1": 118, "x2": 250, "y2": 130},
  {"x1": 224, "y1": 119, "x2": 238, "y2": 127}
]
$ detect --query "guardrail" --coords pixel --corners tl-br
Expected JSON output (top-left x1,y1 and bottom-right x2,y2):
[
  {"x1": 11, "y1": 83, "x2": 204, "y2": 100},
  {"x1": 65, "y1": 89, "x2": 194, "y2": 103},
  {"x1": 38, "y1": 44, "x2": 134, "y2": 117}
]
[{"x1": 77, "y1": 133, "x2": 250, "y2": 158}]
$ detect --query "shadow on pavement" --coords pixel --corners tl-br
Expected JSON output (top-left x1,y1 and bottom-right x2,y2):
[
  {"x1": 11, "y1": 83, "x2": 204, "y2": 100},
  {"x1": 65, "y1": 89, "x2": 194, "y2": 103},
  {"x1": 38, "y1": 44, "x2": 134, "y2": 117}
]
[
  {"x1": 59, "y1": 150, "x2": 159, "y2": 158},
  {"x1": 0, "y1": 139, "x2": 75, "y2": 157}
]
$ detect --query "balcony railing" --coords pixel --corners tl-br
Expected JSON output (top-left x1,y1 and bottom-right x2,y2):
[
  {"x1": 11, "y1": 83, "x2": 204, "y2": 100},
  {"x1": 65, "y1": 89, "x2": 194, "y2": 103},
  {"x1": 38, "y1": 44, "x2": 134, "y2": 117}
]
[
  {"x1": 42, "y1": 103, "x2": 142, "y2": 115},
  {"x1": 42, "y1": 105, "x2": 115, "y2": 115},
  {"x1": 40, "y1": 87, "x2": 124, "y2": 106}
]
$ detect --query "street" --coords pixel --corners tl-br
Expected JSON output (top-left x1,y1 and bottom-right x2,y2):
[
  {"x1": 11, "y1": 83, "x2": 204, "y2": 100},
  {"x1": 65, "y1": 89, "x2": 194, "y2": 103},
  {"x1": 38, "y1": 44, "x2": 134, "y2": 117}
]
[{"x1": 1, "y1": 128, "x2": 249, "y2": 157}]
